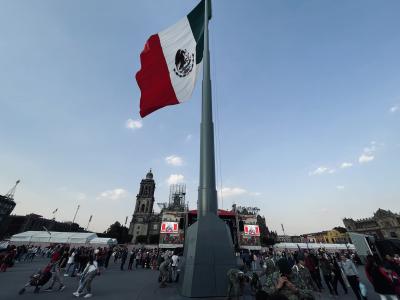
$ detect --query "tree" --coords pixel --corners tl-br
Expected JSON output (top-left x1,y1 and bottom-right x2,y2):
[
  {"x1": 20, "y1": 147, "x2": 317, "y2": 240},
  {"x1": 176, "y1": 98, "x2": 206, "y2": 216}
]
[
  {"x1": 103, "y1": 221, "x2": 132, "y2": 244},
  {"x1": 257, "y1": 215, "x2": 276, "y2": 246}
]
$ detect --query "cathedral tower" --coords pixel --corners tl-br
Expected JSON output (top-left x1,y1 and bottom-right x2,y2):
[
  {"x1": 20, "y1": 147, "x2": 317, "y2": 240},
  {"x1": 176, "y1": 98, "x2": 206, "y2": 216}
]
[
  {"x1": 134, "y1": 169, "x2": 155, "y2": 215},
  {"x1": 129, "y1": 169, "x2": 160, "y2": 244}
]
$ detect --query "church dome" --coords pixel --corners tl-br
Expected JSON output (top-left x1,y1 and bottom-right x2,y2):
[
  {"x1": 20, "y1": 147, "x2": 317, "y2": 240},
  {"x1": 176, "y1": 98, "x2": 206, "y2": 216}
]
[{"x1": 146, "y1": 169, "x2": 153, "y2": 179}]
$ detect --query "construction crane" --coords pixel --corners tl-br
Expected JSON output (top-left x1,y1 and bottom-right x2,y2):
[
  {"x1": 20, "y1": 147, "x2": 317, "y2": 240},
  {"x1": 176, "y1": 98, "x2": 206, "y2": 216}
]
[{"x1": 4, "y1": 180, "x2": 20, "y2": 200}]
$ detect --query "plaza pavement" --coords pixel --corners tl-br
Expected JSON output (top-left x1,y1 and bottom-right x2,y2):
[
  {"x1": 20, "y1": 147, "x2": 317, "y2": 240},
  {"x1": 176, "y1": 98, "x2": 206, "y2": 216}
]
[{"x1": 0, "y1": 257, "x2": 381, "y2": 300}]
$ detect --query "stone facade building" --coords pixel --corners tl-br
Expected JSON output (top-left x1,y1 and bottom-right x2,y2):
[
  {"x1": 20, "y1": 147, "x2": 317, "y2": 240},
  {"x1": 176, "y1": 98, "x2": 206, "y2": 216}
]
[
  {"x1": 128, "y1": 170, "x2": 161, "y2": 244},
  {"x1": 343, "y1": 208, "x2": 400, "y2": 239}
]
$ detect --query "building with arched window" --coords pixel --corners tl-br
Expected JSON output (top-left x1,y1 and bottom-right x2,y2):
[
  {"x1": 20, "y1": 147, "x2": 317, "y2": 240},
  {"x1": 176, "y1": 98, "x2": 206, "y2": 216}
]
[{"x1": 128, "y1": 170, "x2": 161, "y2": 244}]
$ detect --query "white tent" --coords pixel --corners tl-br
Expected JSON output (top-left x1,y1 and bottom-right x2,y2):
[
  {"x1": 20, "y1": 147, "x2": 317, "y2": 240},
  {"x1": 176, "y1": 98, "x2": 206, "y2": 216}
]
[
  {"x1": 10, "y1": 231, "x2": 97, "y2": 245},
  {"x1": 273, "y1": 242, "x2": 355, "y2": 251},
  {"x1": 89, "y1": 237, "x2": 117, "y2": 246},
  {"x1": 9, "y1": 231, "x2": 38, "y2": 243}
]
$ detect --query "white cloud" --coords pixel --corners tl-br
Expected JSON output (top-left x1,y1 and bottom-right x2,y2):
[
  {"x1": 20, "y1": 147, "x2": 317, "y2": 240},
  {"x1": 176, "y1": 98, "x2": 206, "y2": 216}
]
[
  {"x1": 185, "y1": 134, "x2": 192, "y2": 142},
  {"x1": 359, "y1": 141, "x2": 377, "y2": 164},
  {"x1": 217, "y1": 187, "x2": 261, "y2": 198},
  {"x1": 219, "y1": 187, "x2": 247, "y2": 198},
  {"x1": 167, "y1": 174, "x2": 184, "y2": 185},
  {"x1": 363, "y1": 146, "x2": 376, "y2": 154},
  {"x1": 309, "y1": 166, "x2": 330, "y2": 176},
  {"x1": 340, "y1": 162, "x2": 353, "y2": 169},
  {"x1": 97, "y1": 188, "x2": 128, "y2": 201},
  {"x1": 336, "y1": 185, "x2": 345, "y2": 190},
  {"x1": 77, "y1": 193, "x2": 87, "y2": 201},
  {"x1": 390, "y1": 105, "x2": 399, "y2": 113},
  {"x1": 125, "y1": 119, "x2": 143, "y2": 130},
  {"x1": 250, "y1": 192, "x2": 262, "y2": 196},
  {"x1": 328, "y1": 169, "x2": 336, "y2": 174},
  {"x1": 165, "y1": 155, "x2": 183, "y2": 166},
  {"x1": 359, "y1": 154, "x2": 374, "y2": 163}
]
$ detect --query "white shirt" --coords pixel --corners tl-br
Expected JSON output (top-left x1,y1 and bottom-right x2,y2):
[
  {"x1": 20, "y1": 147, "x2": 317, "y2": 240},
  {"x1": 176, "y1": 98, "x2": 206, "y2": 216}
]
[
  {"x1": 85, "y1": 261, "x2": 98, "y2": 274},
  {"x1": 339, "y1": 259, "x2": 358, "y2": 276},
  {"x1": 171, "y1": 255, "x2": 179, "y2": 267},
  {"x1": 67, "y1": 252, "x2": 75, "y2": 264}
]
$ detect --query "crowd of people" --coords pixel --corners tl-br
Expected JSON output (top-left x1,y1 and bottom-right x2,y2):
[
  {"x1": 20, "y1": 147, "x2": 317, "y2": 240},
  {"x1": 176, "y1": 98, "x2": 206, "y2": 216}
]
[
  {"x1": 229, "y1": 249, "x2": 400, "y2": 300},
  {"x1": 0, "y1": 243, "x2": 181, "y2": 298},
  {"x1": 1, "y1": 242, "x2": 399, "y2": 299}
]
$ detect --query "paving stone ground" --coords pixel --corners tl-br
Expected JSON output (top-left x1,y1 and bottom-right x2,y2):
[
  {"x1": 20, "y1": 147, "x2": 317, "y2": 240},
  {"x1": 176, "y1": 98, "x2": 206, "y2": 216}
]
[{"x1": 0, "y1": 257, "x2": 380, "y2": 300}]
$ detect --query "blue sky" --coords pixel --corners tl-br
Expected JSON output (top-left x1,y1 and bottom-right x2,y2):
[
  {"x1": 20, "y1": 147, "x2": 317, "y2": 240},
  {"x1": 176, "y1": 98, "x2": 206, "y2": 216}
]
[{"x1": 1, "y1": 0, "x2": 399, "y2": 234}]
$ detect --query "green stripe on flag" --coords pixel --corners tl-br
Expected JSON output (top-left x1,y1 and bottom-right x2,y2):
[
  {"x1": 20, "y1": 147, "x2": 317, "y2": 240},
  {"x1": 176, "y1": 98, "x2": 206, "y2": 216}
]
[{"x1": 188, "y1": 0, "x2": 211, "y2": 65}]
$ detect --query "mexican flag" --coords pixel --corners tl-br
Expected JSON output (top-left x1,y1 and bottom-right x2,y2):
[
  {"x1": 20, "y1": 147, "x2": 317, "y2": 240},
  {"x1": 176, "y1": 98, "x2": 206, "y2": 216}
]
[{"x1": 136, "y1": 0, "x2": 210, "y2": 118}]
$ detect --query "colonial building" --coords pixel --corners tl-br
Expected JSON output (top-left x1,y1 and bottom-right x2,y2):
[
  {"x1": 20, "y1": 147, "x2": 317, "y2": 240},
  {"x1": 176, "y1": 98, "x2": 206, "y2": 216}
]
[
  {"x1": 301, "y1": 227, "x2": 350, "y2": 244},
  {"x1": 128, "y1": 170, "x2": 161, "y2": 244},
  {"x1": 343, "y1": 208, "x2": 400, "y2": 239}
]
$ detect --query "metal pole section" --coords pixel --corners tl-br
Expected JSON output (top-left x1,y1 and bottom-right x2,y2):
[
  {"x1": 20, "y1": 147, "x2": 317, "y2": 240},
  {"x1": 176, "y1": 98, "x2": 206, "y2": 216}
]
[
  {"x1": 72, "y1": 205, "x2": 80, "y2": 224},
  {"x1": 198, "y1": 0, "x2": 217, "y2": 219},
  {"x1": 86, "y1": 215, "x2": 92, "y2": 231}
]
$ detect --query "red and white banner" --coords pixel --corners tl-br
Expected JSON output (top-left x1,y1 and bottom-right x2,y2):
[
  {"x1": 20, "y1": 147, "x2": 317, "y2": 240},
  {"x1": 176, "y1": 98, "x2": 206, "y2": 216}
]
[
  {"x1": 244, "y1": 225, "x2": 260, "y2": 236},
  {"x1": 160, "y1": 222, "x2": 179, "y2": 233}
]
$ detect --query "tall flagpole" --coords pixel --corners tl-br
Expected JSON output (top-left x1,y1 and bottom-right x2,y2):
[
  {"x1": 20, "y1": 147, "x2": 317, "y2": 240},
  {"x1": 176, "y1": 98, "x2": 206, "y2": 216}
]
[
  {"x1": 198, "y1": 0, "x2": 217, "y2": 219},
  {"x1": 180, "y1": 1, "x2": 236, "y2": 297}
]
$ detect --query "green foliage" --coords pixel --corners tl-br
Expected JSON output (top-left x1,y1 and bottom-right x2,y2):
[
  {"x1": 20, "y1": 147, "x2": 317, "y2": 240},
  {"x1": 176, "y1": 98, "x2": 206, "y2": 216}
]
[{"x1": 104, "y1": 221, "x2": 131, "y2": 243}]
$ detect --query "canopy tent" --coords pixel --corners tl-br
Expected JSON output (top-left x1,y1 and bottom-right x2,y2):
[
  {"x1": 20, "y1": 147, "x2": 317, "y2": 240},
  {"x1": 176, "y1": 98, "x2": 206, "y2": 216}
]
[
  {"x1": 9, "y1": 231, "x2": 38, "y2": 243},
  {"x1": 0, "y1": 241, "x2": 10, "y2": 249},
  {"x1": 89, "y1": 237, "x2": 117, "y2": 246},
  {"x1": 10, "y1": 231, "x2": 98, "y2": 245},
  {"x1": 273, "y1": 242, "x2": 355, "y2": 251}
]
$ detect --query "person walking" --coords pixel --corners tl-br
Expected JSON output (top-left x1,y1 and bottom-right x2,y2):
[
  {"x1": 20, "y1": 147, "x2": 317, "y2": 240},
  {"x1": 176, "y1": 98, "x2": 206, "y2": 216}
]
[
  {"x1": 304, "y1": 252, "x2": 322, "y2": 291},
  {"x1": 73, "y1": 256, "x2": 98, "y2": 298},
  {"x1": 64, "y1": 250, "x2": 76, "y2": 277},
  {"x1": 252, "y1": 252, "x2": 258, "y2": 271},
  {"x1": 135, "y1": 250, "x2": 142, "y2": 268},
  {"x1": 332, "y1": 255, "x2": 348, "y2": 296},
  {"x1": 339, "y1": 255, "x2": 364, "y2": 300},
  {"x1": 120, "y1": 248, "x2": 128, "y2": 271},
  {"x1": 159, "y1": 255, "x2": 171, "y2": 288},
  {"x1": 292, "y1": 254, "x2": 319, "y2": 299},
  {"x1": 43, "y1": 261, "x2": 66, "y2": 292},
  {"x1": 365, "y1": 255, "x2": 399, "y2": 300},
  {"x1": 128, "y1": 249, "x2": 135, "y2": 270},
  {"x1": 226, "y1": 268, "x2": 246, "y2": 300},
  {"x1": 320, "y1": 255, "x2": 335, "y2": 296},
  {"x1": 171, "y1": 252, "x2": 179, "y2": 282},
  {"x1": 104, "y1": 247, "x2": 112, "y2": 269}
]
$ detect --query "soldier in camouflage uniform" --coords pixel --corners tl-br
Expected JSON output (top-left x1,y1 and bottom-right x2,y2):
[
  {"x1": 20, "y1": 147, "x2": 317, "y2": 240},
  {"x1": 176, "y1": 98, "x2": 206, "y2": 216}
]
[
  {"x1": 226, "y1": 268, "x2": 247, "y2": 300},
  {"x1": 263, "y1": 258, "x2": 317, "y2": 300},
  {"x1": 159, "y1": 255, "x2": 171, "y2": 288},
  {"x1": 291, "y1": 254, "x2": 319, "y2": 300}
]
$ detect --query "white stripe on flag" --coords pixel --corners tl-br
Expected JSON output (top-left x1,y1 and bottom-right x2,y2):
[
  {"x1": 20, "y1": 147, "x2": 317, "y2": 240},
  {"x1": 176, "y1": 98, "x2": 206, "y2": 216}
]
[{"x1": 159, "y1": 17, "x2": 199, "y2": 103}]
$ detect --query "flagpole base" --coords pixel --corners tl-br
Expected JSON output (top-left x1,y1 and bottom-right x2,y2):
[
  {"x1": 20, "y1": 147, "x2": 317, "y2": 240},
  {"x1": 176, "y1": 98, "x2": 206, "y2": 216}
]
[{"x1": 179, "y1": 213, "x2": 237, "y2": 297}]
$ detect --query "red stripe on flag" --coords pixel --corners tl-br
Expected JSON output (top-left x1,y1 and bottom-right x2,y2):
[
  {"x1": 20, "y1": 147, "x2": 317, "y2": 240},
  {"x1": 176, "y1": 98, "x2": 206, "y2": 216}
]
[{"x1": 136, "y1": 34, "x2": 179, "y2": 118}]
